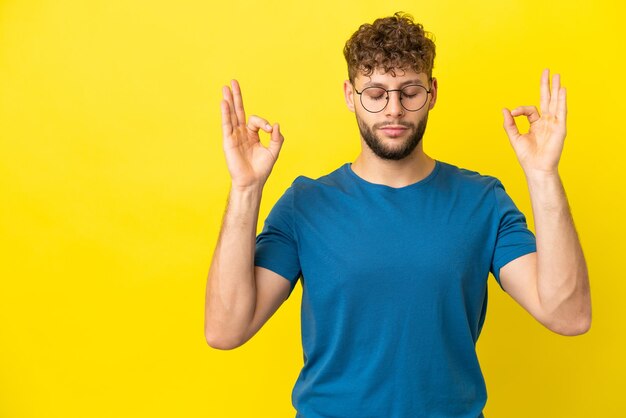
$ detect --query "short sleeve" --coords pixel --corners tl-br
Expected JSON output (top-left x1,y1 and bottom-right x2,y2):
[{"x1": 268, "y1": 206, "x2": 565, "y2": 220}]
[
  {"x1": 490, "y1": 180, "x2": 537, "y2": 289},
  {"x1": 255, "y1": 185, "x2": 301, "y2": 297}
]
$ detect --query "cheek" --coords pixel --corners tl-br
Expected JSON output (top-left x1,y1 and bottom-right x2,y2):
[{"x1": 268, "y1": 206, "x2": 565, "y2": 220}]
[
  {"x1": 413, "y1": 110, "x2": 429, "y2": 124},
  {"x1": 356, "y1": 112, "x2": 377, "y2": 128}
]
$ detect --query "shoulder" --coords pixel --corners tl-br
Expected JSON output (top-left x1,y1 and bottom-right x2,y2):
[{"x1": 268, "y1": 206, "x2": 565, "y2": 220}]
[
  {"x1": 277, "y1": 165, "x2": 355, "y2": 214},
  {"x1": 288, "y1": 164, "x2": 351, "y2": 196},
  {"x1": 269, "y1": 165, "x2": 350, "y2": 215},
  {"x1": 436, "y1": 160, "x2": 502, "y2": 191}
]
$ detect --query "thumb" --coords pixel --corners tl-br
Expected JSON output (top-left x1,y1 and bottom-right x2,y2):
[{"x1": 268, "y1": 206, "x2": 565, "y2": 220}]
[
  {"x1": 267, "y1": 123, "x2": 285, "y2": 159},
  {"x1": 502, "y1": 108, "x2": 520, "y2": 141}
]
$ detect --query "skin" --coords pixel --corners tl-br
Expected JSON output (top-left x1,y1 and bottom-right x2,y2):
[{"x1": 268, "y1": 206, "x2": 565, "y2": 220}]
[
  {"x1": 352, "y1": 75, "x2": 431, "y2": 161},
  {"x1": 356, "y1": 111, "x2": 428, "y2": 161},
  {"x1": 204, "y1": 80, "x2": 288, "y2": 349},
  {"x1": 205, "y1": 68, "x2": 590, "y2": 350},
  {"x1": 499, "y1": 70, "x2": 591, "y2": 335},
  {"x1": 343, "y1": 68, "x2": 438, "y2": 187}
]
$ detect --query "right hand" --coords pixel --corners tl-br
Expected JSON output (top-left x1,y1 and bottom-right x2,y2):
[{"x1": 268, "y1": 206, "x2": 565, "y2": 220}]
[{"x1": 221, "y1": 80, "x2": 284, "y2": 190}]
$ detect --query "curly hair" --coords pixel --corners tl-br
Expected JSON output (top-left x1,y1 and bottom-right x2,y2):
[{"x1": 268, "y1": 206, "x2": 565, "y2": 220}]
[{"x1": 343, "y1": 12, "x2": 436, "y2": 83}]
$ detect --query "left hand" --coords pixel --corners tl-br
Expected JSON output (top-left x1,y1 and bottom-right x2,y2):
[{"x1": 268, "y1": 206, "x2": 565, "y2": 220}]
[{"x1": 502, "y1": 69, "x2": 567, "y2": 176}]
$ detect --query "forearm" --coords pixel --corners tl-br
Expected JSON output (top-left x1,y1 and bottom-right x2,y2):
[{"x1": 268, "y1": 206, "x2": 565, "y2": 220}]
[
  {"x1": 205, "y1": 185, "x2": 263, "y2": 348},
  {"x1": 526, "y1": 170, "x2": 591, "y2": 332}
]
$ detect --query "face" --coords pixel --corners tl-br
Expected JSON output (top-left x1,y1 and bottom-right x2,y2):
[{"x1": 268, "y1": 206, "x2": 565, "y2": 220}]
[{"x1": 344, "y1": 68, "x2": 438, "y2": 161}]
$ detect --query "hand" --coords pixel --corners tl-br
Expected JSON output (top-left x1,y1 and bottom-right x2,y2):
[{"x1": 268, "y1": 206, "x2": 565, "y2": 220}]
[
  {"x1": 221, "y1": 80, "x2": 284, "y2": 190},
  {"x1": 502, "y1": 69, "x2": 567, "y2": 176}
]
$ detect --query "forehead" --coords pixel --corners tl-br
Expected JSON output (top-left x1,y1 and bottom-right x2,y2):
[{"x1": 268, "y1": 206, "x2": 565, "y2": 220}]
[{"x1": 355, "y1": 67, "x2": 430, "y2": 87}]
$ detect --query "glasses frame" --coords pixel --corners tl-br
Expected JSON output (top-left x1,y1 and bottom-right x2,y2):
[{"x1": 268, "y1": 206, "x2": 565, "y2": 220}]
[{"x1": 353, "y1": 83, "x2": 432, "y2": 113}]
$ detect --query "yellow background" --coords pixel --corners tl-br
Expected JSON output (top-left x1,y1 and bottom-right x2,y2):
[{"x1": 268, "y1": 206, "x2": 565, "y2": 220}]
[{"x1": 1, "y1": 0, "x2": 624, "y2": 417}]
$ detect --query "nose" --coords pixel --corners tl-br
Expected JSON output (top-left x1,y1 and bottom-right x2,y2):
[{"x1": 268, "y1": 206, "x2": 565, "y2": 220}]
[{"x1": 385, "y1": 90, "x2": 404, "y2": 116}]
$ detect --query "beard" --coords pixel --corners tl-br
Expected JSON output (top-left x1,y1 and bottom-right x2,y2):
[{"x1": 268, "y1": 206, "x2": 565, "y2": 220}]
[{"x1": 356, "y1": 113, "x2": 429, "y2": 161}]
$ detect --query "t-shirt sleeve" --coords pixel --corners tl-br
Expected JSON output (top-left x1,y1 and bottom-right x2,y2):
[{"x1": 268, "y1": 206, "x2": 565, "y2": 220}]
[
  {"x1": 490, "y1": 180, "x2": 537, "y2": 289},
  {"x1": 254, "y1": 185, "x2": 302, "y2": 298}
]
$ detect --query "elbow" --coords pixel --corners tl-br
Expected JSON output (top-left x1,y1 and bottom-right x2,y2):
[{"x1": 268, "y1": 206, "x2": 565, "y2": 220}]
[
  {"x1": 205, "y1": 330, "x2": 245, "y2": 350},
  {"x1": 206, "y1": 340, "x2": 242, "y2": 351},
  {"x1": 543, "y1": 281, "x2": 592, "y2": 336},
  {"x1": 550, "y1": 320, "x2": 591, "y2": 336},
  {"x1": 204, "y1": 303, "x2": 250, "y2": 350},
  {"x1": 546, "y1": 312, "x2": 592, "y2": 336},
  {"x1": 567, "y1": 314, "x2": 592, "y2": 336},
  {"x1": 204, "y1": 323, "x2": 248, "y2": 350}
]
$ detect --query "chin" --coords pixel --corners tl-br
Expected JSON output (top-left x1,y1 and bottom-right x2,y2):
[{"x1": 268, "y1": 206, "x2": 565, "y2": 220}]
[{"x1": 356, "y1": 113, "x2": 429, "y2": 161}]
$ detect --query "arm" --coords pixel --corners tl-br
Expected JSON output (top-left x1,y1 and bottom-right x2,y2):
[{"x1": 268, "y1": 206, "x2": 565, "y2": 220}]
[
  {"x1": 204, "y1": 80, "x2": 290, "y2": 350},
  {"x1": 499, "y1": 69, "x2": 591, "y2": 336}
]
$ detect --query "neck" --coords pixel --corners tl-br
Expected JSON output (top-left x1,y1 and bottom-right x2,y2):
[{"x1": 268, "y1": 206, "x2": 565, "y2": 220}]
[{"x1": 351, "y1": 145, "x2": 436, "y2": 188}]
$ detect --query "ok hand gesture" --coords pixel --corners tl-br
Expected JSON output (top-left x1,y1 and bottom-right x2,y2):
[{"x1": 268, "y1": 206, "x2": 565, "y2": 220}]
[
  {"x1": 502, "y1": 69, "x2": 567, "y2": 176},
  {"x1": 221, "y1": 80, "x2": 284, "y2": 190}
]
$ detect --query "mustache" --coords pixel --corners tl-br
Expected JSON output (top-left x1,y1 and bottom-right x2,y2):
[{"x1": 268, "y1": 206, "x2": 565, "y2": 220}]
[{"x1": 373, "y1": 121, "x2": 415, "y2": 129}]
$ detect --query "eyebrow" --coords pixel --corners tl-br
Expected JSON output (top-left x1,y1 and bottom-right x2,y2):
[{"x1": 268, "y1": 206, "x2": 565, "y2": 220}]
[{"x1": 362, "y1": 79, "x2": 426, "y2": 88}]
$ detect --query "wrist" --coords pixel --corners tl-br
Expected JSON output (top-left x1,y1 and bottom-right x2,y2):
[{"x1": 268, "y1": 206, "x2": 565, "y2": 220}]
[
  {"x1": 523, "y1": 168, "x2": 561, "y2": 185},
  {"x1": 226, "y1": 184, "x2": 264, "y2": 219},
  {"x1": 229, "y1": 182, "x2": 264, "y2": 198}
]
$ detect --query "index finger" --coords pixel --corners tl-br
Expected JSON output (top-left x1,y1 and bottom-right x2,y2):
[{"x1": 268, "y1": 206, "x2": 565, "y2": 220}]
[
  {"x1": 540, "y1": 68, "x2": 550, "y2": 115},
  {"x1": 220, "y1": 99, "x2": 233, "y2": 138},
  {"x1": 222, "y1": 85, "x2": 239, "y2": 127},
  {"x1": 549, "y1": 73, "x2": 561, "y2": 115},
  {"x1": 231, "y1": 80, "x2": 246, "y2": 129}
]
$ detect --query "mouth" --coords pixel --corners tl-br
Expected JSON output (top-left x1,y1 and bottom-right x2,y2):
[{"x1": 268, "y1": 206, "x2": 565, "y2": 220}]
[{"x1": 378, "y1": 125, "x2": 409, "y2": 137}]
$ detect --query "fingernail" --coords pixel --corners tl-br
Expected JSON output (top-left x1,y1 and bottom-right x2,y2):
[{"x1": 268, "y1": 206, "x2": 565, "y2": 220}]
[{"x1": 265, "y1": 124, "x2": 271, "y2": 130}]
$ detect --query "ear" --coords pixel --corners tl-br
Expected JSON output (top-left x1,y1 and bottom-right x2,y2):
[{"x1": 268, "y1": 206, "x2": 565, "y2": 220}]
[
  {"x1": 428, "y1": 77, "x2": 438, "y2": 110},
  {"x1": 343, "y1": 80, "x2": 356, "y2": 112}
]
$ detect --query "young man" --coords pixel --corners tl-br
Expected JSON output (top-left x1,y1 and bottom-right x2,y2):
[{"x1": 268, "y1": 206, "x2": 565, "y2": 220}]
[{"x1": 205, "y1": 12, "x2": 591, "y2": 418}]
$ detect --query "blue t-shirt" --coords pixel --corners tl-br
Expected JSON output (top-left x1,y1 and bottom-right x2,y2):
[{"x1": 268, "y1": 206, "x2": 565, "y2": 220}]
[{"x1": 255, "y1": 160, "x2": 536, "y2": 418}]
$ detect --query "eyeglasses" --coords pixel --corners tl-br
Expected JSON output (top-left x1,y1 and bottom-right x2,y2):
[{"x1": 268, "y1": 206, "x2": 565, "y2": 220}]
[{"x1": 354, "y1": 84, "x2": 432, "y2": 113}]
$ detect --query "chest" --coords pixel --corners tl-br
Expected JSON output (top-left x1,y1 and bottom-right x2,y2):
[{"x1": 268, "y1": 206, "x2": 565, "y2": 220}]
[{"x1": 294, "y1": 189, "x2": 496, "y2": 303}]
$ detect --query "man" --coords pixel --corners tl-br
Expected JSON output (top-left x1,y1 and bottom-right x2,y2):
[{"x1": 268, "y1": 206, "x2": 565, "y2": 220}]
[{"x1": 205, "y1": 12, "x2": 591, "y2": 418}]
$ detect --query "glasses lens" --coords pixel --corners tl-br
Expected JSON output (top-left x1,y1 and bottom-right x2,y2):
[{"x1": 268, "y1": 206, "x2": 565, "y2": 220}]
[
  {"x1": 359, "y1": 85, "x2": 429, "y2": 112},
  {"x1": 400, "y1": 85, "x2": 428, "y2": 111},
  {"x1": 360, "y1": 87, "x2": 388, "y2": 113}
]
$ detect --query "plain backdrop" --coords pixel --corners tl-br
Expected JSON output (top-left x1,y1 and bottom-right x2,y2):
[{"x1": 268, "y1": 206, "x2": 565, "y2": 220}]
[{"x1": 1, "y1": 0, "x2": 625, "y2": 417}]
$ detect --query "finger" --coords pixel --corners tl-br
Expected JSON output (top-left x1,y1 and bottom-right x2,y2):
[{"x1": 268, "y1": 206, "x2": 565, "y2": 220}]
[
  {"x1": 220, "y1": 100, "x2": 233, "y2": 138},
  {"x1": 557, "y1": 87, "x2": 567, "y2": 121},
  {"x1": 549, "y1": 73, "x2": 561, "y2": 115},
  {"x1": 502, "y1": 108, "x2": 520, "y2": 140},
  {"x1": 268, "y1": 123, "x2": 285, "y2": 159},
  {"x1": 222, "y1": 85, "x2": 238, "y2": 127},
  {"x1": 246, "y1": 115, "x2": 273, "y2": 134},
  {"x1": 510, "y1": 105, "x2": 541, "y2": 124},
  {"x1": 540, "y1": 68, "x2": 550, "y2": 114},
  {"x1": 231, "y1": 80, "x2": 246, "y2": 128}
]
